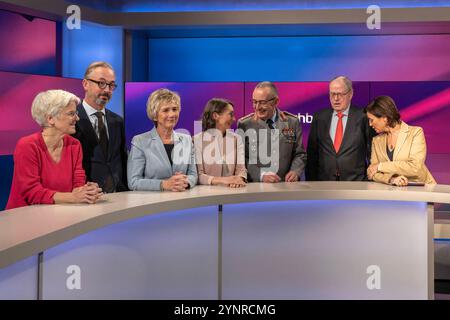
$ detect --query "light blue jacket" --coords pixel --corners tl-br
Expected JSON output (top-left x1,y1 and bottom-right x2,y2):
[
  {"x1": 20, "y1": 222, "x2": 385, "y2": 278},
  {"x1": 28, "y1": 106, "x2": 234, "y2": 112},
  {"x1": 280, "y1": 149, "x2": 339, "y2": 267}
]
[{"x1": 127, "y1": 127, "x2": 198, "y2": 191}]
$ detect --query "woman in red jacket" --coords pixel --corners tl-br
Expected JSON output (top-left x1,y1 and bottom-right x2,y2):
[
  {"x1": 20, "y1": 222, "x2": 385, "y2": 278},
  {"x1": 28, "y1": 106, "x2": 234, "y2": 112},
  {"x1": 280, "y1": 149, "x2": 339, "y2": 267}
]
[{"x1": 6, "y1": 90, "x2": 103, "y2": 210}]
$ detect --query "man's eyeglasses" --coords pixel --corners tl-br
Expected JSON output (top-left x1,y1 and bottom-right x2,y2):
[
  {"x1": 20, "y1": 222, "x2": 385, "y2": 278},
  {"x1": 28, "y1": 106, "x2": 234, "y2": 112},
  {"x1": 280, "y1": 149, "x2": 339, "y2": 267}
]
[
  {"x1": 329, "y1": 90, "x2": 351, "y2": 99},
  {"x1": 251, "y1": 97, "x2": 276, "y2": 106},
  {"x1": 86, "y1": 78, "x2": 118, "y2": 91}
]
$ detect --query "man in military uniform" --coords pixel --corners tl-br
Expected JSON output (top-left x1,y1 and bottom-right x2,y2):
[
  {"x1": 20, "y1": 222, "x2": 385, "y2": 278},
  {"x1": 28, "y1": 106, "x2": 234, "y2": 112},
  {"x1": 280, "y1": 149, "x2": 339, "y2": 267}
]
[{"x1": 237, "y1": 81, "x2": 307, "y2": 183}]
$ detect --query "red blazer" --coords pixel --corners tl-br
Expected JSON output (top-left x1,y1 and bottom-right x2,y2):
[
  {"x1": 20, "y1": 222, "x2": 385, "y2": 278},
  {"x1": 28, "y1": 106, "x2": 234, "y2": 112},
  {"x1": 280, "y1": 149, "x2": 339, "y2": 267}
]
[{"x1": 6, "y1": 132, "x2": 86, "y2": 210}]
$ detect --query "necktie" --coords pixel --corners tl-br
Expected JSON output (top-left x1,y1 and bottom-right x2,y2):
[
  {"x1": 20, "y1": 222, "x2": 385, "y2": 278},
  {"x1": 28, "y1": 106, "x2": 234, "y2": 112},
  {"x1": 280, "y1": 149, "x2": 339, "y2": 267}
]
[
  {"x1": 94, "y1": 112, "x2": 115, "y2": 192},
  {"x1": 334, "y1": 112, "x2": 344, "y2": 153},
  {"x1": 266, "y1": 119, "x2": 274, "y2": 129},
  {"x1": 94, "y1": 112, "x2": 108, "y2": 158}
]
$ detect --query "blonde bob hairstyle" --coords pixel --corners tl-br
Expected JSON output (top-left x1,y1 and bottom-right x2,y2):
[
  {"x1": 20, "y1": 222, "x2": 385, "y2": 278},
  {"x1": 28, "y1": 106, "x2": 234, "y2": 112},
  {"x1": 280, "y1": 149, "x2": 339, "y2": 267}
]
[
  {"x1": 31, "y1": 89, "x2": 81, "y2": 127},
  {"x1": 146, "y1": 88, "x2": 181, "y2": 126}
]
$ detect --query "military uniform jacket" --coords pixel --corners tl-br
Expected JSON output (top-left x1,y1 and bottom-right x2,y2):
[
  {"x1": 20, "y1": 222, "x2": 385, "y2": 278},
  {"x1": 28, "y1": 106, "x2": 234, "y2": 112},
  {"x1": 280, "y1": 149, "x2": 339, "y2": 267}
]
[{"x1": 237, "y1": 109, "x2": 307, "y2": 182}]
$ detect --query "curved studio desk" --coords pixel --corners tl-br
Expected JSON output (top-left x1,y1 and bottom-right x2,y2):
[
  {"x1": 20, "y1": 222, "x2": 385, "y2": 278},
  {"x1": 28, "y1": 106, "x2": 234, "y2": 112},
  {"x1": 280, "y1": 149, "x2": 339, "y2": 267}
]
[{"x1": 1, "y1": 182, "x2": 450, "y2": 300}]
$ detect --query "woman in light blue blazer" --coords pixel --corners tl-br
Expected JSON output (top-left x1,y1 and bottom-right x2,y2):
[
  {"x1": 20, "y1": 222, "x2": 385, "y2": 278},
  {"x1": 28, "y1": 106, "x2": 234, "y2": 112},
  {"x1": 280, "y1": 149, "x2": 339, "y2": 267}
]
[{"x1": 127, "y1": 88, "x2": 197, "y2": 191}]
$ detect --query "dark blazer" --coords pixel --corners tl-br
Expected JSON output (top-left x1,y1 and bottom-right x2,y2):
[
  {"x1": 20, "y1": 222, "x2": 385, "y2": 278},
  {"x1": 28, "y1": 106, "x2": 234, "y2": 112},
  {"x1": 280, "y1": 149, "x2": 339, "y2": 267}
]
[
  {"x1": 306, "y1": 105, "x2": 375, "y2": 181},
  {"x1": 73, "y1": 102, "x2": 128, "y2": 192}
]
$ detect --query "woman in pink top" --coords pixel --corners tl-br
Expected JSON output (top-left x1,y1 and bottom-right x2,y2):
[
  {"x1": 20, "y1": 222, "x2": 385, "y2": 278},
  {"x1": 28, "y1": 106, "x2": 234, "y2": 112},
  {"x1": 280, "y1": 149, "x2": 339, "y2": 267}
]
[
  {"x1": 6, "y1": 90, "x2": 103, "y2": 210},
  {"x1": 194, "y1": 98, "x2": 247, "y2": 188}
]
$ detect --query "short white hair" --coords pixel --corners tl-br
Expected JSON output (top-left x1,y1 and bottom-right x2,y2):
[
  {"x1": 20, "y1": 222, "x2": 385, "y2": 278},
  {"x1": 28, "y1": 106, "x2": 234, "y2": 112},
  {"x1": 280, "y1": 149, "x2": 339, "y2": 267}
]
[
  {"x1": 146, "y1": 88, "x2": 181, "y2": 124},
  {"x1": 330, "y1": 76, "x2": 353, "y2": 92},
  {"x1": 31, "y1": 90, "x2": 80, "y2": 127},
  {"x1": 255, "y1": 81, "x2": 279, "y2": 98}
]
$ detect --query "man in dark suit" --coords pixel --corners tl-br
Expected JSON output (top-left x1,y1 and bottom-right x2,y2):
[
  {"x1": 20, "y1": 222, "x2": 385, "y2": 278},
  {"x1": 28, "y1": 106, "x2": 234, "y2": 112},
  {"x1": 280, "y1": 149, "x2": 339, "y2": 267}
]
[
  {"x1": 306, "y1": 76, "x2": 374, "y2": 181},
  {"x1": 73, "y1": 61, "x2": 128, "y2": 192}
]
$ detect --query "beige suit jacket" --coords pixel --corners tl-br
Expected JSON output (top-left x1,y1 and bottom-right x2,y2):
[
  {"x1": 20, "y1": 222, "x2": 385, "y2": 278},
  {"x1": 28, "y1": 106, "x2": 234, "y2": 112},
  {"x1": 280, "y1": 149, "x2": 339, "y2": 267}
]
[
  {"x1": 370, "y1": 121, "x2": 436, "y2": 184},
  {"x1": 194, "y1": 130, "x2": 247, "y2": 185}
]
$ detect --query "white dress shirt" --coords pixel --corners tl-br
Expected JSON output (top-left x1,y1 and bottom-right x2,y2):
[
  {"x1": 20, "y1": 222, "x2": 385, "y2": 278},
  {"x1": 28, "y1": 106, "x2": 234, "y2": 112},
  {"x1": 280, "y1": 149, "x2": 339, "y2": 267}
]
[
  {"x1": 329, "y1": 105, "x2": 350, "y2": 143},
  {"x1": 82, "y1": 100, "x2": 109, "y2": 139}
]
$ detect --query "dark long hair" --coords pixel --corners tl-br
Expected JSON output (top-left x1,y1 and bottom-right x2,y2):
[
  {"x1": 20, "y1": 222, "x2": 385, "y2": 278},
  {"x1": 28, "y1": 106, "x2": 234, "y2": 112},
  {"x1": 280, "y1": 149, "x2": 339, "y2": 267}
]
[{"x1": 201, "y1": 98, "x2": 234, "y2": 131}]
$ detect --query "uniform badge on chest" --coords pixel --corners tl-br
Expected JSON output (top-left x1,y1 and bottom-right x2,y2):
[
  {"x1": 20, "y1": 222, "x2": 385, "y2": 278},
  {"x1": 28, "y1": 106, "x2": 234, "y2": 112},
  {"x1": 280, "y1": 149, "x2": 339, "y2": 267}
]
[{"x1": 281, "y1": 127, "x2": 296, "y2": 143}]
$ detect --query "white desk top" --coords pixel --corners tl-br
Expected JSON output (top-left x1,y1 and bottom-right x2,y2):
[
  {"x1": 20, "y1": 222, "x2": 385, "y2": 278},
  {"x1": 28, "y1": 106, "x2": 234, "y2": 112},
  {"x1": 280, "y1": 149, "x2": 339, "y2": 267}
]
[{"x1": 1, "y1": 181, "x2": 450, "y2": 268}]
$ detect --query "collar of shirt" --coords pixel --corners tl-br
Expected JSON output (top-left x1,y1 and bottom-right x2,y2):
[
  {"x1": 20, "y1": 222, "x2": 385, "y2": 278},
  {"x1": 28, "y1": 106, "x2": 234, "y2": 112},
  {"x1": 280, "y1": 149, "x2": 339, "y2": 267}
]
[
  {"x1": 332, "y1": 105, "x2": 350, "y2": 118},
  {"x1": 264, "y1": 109, "x2": 278, "y2": 127},
  {"x1": 82, "y1": 100, "x2": 109, "y2": 139},
  {"x1": 83, "y1": 100, "x2": 106, "y2": 117},
  {"x1": 270, "y1": 109, "x2": 278, "y2": 123}
]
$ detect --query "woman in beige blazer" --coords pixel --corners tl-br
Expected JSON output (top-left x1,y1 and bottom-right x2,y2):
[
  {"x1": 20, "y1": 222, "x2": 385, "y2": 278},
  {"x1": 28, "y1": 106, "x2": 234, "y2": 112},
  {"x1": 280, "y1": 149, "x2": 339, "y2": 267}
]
[
  {"x1": 194, "y1": 98, "x2": 247, "y2": 187},
  {"x1": 366, "y1": 96, "x2": 436, "y2": 186}
]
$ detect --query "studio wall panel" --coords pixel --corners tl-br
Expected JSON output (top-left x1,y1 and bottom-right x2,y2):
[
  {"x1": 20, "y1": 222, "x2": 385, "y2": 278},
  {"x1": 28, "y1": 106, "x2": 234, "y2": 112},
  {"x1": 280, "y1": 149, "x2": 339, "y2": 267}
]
[
  {"x1": 148, "y1": 35, "x2": 450, "y2": 82},
  {"x1": 63, "y1": 20, "x2": 124, "y2": 116},
  {"x1": 0, "y1": 10, "x2": 57, "y2": 76}
]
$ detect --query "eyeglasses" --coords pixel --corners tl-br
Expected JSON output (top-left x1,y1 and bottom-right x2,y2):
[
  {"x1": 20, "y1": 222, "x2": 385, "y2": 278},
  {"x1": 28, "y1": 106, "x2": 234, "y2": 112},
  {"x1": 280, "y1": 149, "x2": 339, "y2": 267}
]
[
  {"x1": 63, "y1": 110, "x2": 79, "y2": 118},
  {"x1": 86, "y1": 78, "x2": 118, "y2": 91},
  {"x1": 251, "y1": 97, "x2": 276, "y2": 106},
  {"x1": 329, "y1": 90, "x2": 351, "y2": 99}
]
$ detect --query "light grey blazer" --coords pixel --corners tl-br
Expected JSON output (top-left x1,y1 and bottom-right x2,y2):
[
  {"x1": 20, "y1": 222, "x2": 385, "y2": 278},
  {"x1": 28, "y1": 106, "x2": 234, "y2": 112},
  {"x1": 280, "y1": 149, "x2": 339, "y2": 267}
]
[{"x1": 127, "y1": 127, "x2": 198, "y2": 191}]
